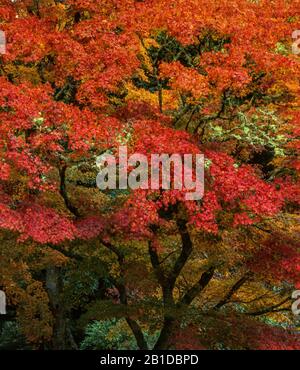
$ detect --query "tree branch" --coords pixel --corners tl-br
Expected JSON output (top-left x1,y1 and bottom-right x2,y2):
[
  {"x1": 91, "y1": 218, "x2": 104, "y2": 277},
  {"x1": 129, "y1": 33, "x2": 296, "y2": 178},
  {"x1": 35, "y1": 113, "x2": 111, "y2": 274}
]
[
  {"x1": 59, "y1": 164, "x2": 80, "y2": 218},
  {"x1": 148, "y1": 241, "x2": 167, "y2": 287},
  {"x1": 168, "y1": 218, "x2": 193, "y2": 290},
  {"x1": 159, "y1": 250, "x2": 177, "y2": 265},
  {"x1": 246, "y1": 297, "x2": 291, "y2": 317},
  {"x1": 100, "y1": 239, "x2": 148, "y2": 350},
  {"x1": 214, "y1": 273, "x2": 251, "y2": 310},
  {"x1": 180, "y1": 266, "x2": 215, "y2": 306}
]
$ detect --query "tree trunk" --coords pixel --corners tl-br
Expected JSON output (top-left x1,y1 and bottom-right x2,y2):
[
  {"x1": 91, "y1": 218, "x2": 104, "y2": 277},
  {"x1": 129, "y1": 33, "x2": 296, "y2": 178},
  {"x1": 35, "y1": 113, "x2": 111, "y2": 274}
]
[
  {"x1": 154, "y1": 317, "x2": 179, "y2": 350},
  {"x1": 46, "y1": 267, "x2": 77, "y2": 350}
]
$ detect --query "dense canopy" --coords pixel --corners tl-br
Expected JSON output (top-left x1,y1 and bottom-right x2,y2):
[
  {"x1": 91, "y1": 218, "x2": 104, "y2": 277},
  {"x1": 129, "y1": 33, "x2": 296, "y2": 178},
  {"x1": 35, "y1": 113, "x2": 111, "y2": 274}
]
[{"x1": 0, "y1": 0, "x2": 299, "y2": 350}]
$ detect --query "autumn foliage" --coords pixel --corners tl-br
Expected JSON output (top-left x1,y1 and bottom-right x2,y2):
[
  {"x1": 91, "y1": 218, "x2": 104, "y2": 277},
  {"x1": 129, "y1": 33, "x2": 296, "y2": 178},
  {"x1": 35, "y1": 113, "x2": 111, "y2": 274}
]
[{"x1": 0, "y1": 0, "x2": 299, "y2": 350}]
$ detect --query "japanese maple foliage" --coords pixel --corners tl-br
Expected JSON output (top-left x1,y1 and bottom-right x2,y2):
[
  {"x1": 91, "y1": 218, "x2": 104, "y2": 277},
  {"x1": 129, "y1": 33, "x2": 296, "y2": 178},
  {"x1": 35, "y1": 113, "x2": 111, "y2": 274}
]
[{"x1": 0, "y1": 0, "x2": 299, "y2": 350}]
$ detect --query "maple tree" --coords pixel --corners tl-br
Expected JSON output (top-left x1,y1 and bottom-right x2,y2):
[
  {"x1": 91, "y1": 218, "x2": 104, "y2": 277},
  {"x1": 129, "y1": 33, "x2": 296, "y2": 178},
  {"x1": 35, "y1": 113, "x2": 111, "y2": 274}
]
[{"x1": 0, "y1": 0, "x2": 299, "y2": 350}]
